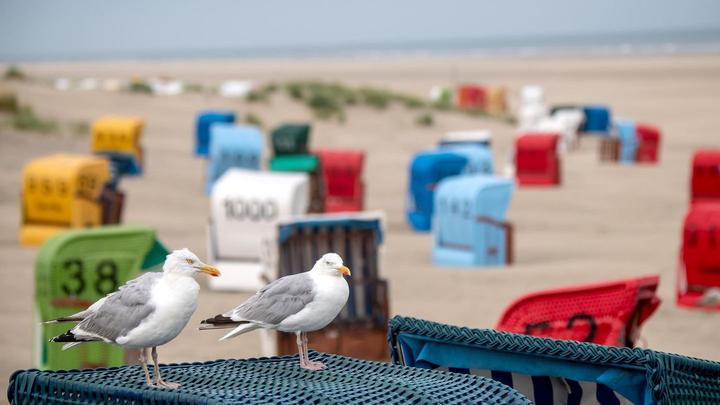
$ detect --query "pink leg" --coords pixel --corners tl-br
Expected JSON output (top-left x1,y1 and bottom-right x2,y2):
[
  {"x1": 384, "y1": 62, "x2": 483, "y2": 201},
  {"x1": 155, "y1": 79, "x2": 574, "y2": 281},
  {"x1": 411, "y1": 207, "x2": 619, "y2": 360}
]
[
  {"x1": 151, "y1": 347, "x2": 181, "y2": 389},
  {"x1": 139, "y1": 348, "x2": 154, "y2": 387},
  {"x1": 300, "y1": 332, "x2": 325, "y2": 371}
]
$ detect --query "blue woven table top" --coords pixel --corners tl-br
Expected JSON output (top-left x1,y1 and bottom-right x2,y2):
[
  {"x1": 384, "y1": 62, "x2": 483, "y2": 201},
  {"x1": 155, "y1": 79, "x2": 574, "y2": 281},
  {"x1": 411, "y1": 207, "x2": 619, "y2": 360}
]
[{"x1": 8, "y1": 351, "x2": 531, "y2": 404}]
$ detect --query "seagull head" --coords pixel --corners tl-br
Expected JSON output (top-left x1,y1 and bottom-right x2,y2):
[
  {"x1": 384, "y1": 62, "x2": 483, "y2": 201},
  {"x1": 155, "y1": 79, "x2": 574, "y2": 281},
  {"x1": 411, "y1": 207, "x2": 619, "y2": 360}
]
[
  {"x1": 163, "y1": 248, "x2": 221, "y2": 277},
  {"x1": 312, "y1": 253, "x2": 351, "y2": 277}
]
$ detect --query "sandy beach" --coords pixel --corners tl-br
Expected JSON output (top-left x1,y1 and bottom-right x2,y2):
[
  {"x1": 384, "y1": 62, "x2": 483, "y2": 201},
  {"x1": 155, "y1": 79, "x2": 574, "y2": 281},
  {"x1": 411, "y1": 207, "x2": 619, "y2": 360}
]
[{"x1": 1, "y1": 54, "x2": 720, "y2": 397}]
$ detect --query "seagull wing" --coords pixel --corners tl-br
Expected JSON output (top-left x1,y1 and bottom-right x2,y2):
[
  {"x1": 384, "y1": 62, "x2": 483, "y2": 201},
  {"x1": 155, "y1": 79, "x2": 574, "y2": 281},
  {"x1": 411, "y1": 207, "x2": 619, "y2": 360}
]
[
  {"x1": 232, "y1": 272, "x2": 316, "y2": 326},
  {"x1": 52, "y1": 272, "x2": 162, "y2": 345}
]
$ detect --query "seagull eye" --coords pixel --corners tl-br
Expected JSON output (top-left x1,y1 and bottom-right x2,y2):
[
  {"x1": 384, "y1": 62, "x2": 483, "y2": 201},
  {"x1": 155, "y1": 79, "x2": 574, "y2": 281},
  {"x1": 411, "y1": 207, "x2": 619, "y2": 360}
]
[
  {"x1": 186, "y1": 259, "x2": 194, "y2": 265},
  {"x1": 325, "y1": 261, "x2": 332, "y2": 266}
]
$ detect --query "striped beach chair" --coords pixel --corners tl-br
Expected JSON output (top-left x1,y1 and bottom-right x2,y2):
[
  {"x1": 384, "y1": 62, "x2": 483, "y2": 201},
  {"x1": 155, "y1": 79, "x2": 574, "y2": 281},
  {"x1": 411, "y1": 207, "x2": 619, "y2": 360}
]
[{"x1": 389, "y1": 316, "x2": 720, "y2": 405}]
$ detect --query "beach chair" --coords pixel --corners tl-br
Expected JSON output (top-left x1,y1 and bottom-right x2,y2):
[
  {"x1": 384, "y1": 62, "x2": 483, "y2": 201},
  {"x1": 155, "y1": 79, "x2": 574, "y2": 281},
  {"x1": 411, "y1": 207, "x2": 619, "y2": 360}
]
[
  {"x1": 615, "y1": 119, "x2": 639, "y2": 164},
  {"x1": 496, "y1": 276, "x2": 661, "y2": 347},
  {"x1": 389, "y1": 316, "x2": 720, "y2": 405},
  {"x1": 35, "y1": 225, "x2": 168, "y2": 370},
  {"x1": 406, "y1": 150, "x2": 468, "y2": 232},
  {"x1": 207, "y1": 169, "x2": 309, "y2": 291},
  {"x1": 271, "y1": 212, "x2": 389, "y2": 360},
  {"x1": 439, "y1": 129, "x2": 492, "y2": 148},
  {"x1": 315, "y1": 149, "x2": 365, "y2": 213},
  {"x1": 514, "y1": 133, "x2": 561, "y2": 186},
  {"x1": 19, "y1": 154, "x2": 124, "y2": 246},
  {"x1": 91, "y1": 116, "x2": 144, "y2": 176},
  {"x1": 550, "y1": 108, "x2": 584, "y2": 151},
  {"x1": 581, "y1": 105, "x2": 612, "y2": 134},
  {"x1": 205, "y1": 124, "x2": 263, "y2": 194},
  {"x1": 9, "y1": 351, "x2": 531, "y2": 404},
  {"x1": 456, "y1": 84, "x2": 486, "y2": 110},
  {"x1": 270, "y1": 154, "x2": 325, "y2": 213},
  {"x1": 486, "y1": 86, "x2": 507, "y2": 115},
  {"x1": 678, "y1": 202, "x2": 720, "y2": 310},
  {"x1": 433, "y1": 175, "x2": 513, "y2": 267},
  {"x1": 271, "y1": 123, "x2": 310, "y2": 156},
  {"x1": 599, "y1": 137, "x2": 621, "y2": 162},
  {"x1": 194, "y1": 110, "x2": 235, "y2": 156},
  {"x1": 635, "y1": 123, "x2": 661, "y2": 163},
  {"x1": 690, "y1": 149, "x2": 720, "y2": 203},
  {"x1": 438, "y1": 144, "x2": 494, "y2": 174}
]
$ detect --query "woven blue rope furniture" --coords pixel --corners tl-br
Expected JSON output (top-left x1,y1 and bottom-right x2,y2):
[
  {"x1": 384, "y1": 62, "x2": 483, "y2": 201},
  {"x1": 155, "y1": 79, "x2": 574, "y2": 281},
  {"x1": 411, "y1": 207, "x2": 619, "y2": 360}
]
[
  {"x1": 388, "y1": 316, "x2": 720, "y2": 405},
  {"x1": 8, "y1": 352, "x2": 531, "y2": 404}
]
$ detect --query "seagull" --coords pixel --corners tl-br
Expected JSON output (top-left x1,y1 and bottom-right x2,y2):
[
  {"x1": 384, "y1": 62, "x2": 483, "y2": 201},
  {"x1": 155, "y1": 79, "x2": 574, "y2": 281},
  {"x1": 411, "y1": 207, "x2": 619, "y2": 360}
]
[
  {"x1": 199, "y1": 252, "x2": 350, "y2": 371},
  {"x1": 47, "y1": 249, "x2": 220, "y2": 389}
]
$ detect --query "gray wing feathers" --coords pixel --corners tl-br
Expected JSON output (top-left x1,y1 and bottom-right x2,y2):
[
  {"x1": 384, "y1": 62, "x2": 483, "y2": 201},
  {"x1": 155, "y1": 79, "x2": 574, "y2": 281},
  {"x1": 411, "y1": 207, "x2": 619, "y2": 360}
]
[
  {"x1": 74, "y1": 272, "x2": 162, "y2": 342},
  {"x1": 231, "y1": 273, "x2": 315, "y2": 325}
]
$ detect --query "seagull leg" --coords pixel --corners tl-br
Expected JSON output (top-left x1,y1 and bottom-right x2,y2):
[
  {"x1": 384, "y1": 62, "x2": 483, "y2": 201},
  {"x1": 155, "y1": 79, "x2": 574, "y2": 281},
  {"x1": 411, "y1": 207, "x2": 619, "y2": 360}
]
[
  {"x1": 151, "y1": 346, "x2": 181, "y2": 389},
  {"x1": 296, "y1": 331, "x2": 308, "y2": 368},
  {"x1": 139, "y1": 348, "x2": 154, "y2": 387},
  {"x1": 300, "y1": 331, "x2": 326, "y2": 371}
]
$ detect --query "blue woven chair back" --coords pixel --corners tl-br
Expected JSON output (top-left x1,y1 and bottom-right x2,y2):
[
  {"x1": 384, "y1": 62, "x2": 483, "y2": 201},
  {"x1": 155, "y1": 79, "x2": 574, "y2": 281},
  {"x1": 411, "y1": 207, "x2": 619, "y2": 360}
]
[
  {"x1": 433, "y1": 175, "x2": 512, "y2": 266},
  {"x1": 406, "y1": 151, "x2": 468, "y2": 232},
  {"x1": 206, "y1": 124, "x2": 263, "y2": 194},
  {"x1": 615, "y1": 120, "x2": 639, "y2": 163},
  {"x1": 389, "y1": 316, "x2": 720, "y2": 405},
  {"x1": 195, "y1": 110, "x2": 236, "y2": 156},
  {"x1": 582, "y1": 106, "x2": 611, "y2": 134}
]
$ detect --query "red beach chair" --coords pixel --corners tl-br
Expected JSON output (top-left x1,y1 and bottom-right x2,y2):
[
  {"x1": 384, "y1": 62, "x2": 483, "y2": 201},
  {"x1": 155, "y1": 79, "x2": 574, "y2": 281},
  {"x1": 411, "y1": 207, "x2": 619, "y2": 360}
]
[
  {"x1": 315, "y1": 149, "x2": 365, "y2": 213},
  {"x1": 514, "y1": 133, "x2": 561, "y2": 186},
  {"x1": 456, "y1": 84, "x2": 486, "y2": 110},
  {"x1": 678, "y1": 202, "x2": 720, "y2": 310},
  {"x1": 635, "y1": 123, "x2": 661, "y2": 163},
  {"x1": 691, "y1": 149, "x2": 720, "y2": 203},
  {"x1": 496, "y1": 276, "x2": 661, "y2": 347}
]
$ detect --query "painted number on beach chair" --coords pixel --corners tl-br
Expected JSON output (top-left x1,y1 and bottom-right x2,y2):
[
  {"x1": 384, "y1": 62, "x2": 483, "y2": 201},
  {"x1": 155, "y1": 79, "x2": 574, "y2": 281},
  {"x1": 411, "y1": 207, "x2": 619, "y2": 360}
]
[
  {"x1": 224, "y1": 198, "x2": 278, "y2": 222},
  {"x1": 60, "y1": 258, "x2": 120, "y2": 297},
  {"x1": 524, "y1": 312, "x2": 597, "y2": 342}
]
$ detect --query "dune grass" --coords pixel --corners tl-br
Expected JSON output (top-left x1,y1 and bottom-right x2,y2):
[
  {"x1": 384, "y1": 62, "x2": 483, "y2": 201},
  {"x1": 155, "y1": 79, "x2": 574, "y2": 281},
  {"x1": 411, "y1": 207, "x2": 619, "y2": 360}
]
[
  {"x1": 0, "y1": 91, "x2": 19, "y2": 113},
  {"x1": 415, "y1": 112, "x2": 434, "y2": 127},
  {"x1": 243, "y1": 112, "x2": 264, "y2": 128},
  {"x1": 12, "y1": 106, "x2": 59, "y2": 133},
  {"x1": 3, "y1": 65, "x2": 26, "y2": 81}
]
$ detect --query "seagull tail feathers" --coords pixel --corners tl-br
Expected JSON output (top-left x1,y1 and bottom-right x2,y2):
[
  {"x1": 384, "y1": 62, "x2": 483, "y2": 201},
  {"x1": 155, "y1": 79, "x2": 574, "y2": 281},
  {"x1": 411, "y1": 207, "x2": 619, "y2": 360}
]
[
  {"x1": 61, "y1": 342, "x2": 84, "y2": 351},
  {"x1": 219, "y1": 323, "x2": 260, "y2": 341}
]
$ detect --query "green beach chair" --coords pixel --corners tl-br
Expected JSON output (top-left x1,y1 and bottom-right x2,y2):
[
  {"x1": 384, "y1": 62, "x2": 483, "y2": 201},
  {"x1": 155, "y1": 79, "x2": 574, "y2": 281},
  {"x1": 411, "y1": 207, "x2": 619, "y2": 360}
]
[{"x1": 35, "y1": 225, "x2": 168, "y2": 370}]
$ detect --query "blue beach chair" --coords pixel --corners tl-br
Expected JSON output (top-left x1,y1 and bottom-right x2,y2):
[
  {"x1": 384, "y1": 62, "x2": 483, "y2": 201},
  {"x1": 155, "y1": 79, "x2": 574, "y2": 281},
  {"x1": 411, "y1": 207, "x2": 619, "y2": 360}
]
[
  {"x1": 615, "y1": 120, "x2": 639, "y2": 164},
  {"x1": 438, "y1": 144, "x2": 494, "y2": 174},
  {"x1": 389, "y1": 316, "x2": 720, "y2": 405},
  {"x1": 433, "y1": 175, "x2": 513, "y2": 267},
  {"x1": 206, "y1": 124, "x2": 263, "y2": 194},
  {"x1": 194, "y1": 110, "x2": 236, "y2": 156},
  {"x1": 581, "y1": 105, "x2": 612, "y2": 134},
  {"x1": 406, "y1": 150, "x2": 468, "y2": 232}
]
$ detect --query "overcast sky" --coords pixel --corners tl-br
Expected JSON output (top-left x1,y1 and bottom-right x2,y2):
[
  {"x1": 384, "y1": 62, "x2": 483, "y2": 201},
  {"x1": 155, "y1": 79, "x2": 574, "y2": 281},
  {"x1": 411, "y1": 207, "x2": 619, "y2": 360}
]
[{"x1": 1, "y1": 0, "x2": 719, "y2": 60}]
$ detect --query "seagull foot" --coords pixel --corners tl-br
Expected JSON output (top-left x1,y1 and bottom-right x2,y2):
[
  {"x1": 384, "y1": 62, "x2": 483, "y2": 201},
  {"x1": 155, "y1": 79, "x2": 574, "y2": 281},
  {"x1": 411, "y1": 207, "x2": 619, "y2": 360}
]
[
  {"x1": 155, "y1": 379, "x2": 181, "y2": 389},
  {"x1": 300, "y1": 361, "x2": 326, "y2": 371}
]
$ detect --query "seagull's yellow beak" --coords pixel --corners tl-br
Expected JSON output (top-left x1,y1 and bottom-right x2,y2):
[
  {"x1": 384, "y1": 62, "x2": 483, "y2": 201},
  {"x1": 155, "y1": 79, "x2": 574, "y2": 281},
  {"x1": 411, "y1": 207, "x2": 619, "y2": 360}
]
[
  {"x1": 197, "y1": 264, "x2": 221, "y2": 277},
  {"x1": 338, "y1": 266, "x2": 351, "y2": 277}
]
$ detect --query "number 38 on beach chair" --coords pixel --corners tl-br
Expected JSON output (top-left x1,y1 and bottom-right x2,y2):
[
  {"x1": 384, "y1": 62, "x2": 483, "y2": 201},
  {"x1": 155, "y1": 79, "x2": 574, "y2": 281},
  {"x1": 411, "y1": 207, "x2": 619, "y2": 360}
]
[
  {"x1": 389, "y1": 316, "x2": 720, "y2": 405},
  {"x1": 432, "y1": 175, "x2": 513, "y2": 267},
  {"x1": 36, "y1": 225, "x2": 168, "y2": 370},
  {"x1": 205, "y1": 123, "x2": 263, "y2": 194},
  {"x1": 496, "y1": 276, "x2": 661, "y2": 347},
  {"x1": 207, "y1": 169, "x2": 309, "y2": 292},
  {"x1": 91, "y1": 116, "x2": 145, "y2": 176},
  {"x1": 19, "y1": 154, "x2": 125, "y2": 246}
]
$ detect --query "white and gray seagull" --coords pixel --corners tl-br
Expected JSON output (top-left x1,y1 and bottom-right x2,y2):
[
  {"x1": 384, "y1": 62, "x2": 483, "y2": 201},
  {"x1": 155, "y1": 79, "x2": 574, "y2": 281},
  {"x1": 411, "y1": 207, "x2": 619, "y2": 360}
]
[
  {"x1": 47, "y1": 249, "x2": 221, "y2": 389},
  {"x1": 199, "y1": 252, "x2": 350, "y2": 371}
]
